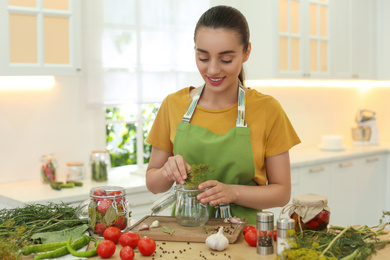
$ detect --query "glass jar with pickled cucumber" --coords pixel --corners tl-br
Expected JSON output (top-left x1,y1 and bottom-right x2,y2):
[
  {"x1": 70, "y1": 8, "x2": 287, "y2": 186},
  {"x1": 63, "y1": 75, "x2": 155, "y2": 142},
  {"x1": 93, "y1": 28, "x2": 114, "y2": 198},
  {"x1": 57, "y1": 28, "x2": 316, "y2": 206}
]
[{"x1": 90, "y1": 150, "x2": 111, "y2": 182}]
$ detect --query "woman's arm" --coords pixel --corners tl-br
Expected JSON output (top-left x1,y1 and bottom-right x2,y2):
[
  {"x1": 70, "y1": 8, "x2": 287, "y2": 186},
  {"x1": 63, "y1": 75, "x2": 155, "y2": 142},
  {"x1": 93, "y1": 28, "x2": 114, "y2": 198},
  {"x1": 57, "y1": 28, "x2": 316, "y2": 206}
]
[
  {"x1": 146, "y1": 146, "x2": 191, "y2": 194},
  {"x1": 197, "y1": 151, "x2": 292, "y2": 210}
]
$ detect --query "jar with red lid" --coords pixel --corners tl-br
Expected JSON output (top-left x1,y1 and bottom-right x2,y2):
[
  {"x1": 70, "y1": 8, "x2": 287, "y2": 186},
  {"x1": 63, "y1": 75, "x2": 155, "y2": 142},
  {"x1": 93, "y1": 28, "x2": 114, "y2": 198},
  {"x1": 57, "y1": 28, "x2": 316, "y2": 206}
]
[{"x1": 288, "y1": 193, "x2": 330, "y2": 232}]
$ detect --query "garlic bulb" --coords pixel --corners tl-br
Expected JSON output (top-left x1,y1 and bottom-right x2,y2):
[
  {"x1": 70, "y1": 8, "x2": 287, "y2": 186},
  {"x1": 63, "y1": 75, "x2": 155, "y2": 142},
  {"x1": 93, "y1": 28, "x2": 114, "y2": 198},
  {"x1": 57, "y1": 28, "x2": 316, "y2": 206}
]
[{"x1": 205, "y1": 226, "x2": 229, "y2": 251}]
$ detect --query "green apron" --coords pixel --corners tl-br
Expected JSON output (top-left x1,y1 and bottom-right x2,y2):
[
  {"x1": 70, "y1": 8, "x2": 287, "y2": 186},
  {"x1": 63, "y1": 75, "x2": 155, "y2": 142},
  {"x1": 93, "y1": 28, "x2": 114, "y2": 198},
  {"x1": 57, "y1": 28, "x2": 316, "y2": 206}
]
[{"x1": 173, "y1": 81, "x2": 260, "y2": 224}]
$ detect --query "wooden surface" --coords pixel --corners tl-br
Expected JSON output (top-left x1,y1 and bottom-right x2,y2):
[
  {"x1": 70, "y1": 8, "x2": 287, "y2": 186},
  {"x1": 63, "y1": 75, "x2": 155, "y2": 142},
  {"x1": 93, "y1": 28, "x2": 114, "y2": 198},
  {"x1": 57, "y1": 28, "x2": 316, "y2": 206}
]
[
  {"x1": 127, "y1": 216, "x2": 247, "y2": 243},
  {"x1": 86, "y1": 227, "x2": 390, "y2": 260}
]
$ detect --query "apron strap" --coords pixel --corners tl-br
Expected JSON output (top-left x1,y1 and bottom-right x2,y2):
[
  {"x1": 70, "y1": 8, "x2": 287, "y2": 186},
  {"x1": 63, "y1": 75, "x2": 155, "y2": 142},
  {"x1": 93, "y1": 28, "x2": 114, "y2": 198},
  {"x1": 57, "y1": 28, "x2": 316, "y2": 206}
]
[
  {"x1": 236, "y1": 81, "x2": 247, "y2": 127},
  {"x1": 182, "y1": 81, "x2": 247, "y2": 127},
  {"x1": 182, "y1": 84, "x2": 205, "y2": 123}
]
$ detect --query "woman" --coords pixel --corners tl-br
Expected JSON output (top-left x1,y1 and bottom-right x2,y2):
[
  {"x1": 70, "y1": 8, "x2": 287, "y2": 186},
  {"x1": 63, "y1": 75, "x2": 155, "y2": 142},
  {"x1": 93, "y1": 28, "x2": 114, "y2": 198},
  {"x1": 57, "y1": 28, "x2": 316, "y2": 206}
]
[{"x1": 145, "y1": 5, "x2": 300, "y2": 224}]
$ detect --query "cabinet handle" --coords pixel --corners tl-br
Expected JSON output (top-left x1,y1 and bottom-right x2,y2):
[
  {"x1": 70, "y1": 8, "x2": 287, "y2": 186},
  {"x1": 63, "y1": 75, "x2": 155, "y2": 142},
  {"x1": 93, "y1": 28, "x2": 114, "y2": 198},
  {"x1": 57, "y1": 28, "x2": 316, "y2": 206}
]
[
  {"x1": 339, "y1": 162, "x2": 353, "y2": 168},
  {"x1": 309, "y1": 167, "x2": 325, "y2": 173},
  {"x1": 129, "y1": 201, "x2": 154, "y2": 208},
  {"x1": 366, "y1": 157, "x2": 379, "y2": 163}
]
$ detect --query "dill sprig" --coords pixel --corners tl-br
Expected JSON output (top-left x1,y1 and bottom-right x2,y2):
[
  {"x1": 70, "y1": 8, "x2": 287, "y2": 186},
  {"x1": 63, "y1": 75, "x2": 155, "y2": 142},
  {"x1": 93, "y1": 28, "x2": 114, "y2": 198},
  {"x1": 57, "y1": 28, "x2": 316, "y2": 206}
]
[
  {"x1": 0, "y1": 202, "x2": 87, "y2": 259},
  {"x1": 183, "y1": 164, "x2": 215, "y2": 189},
  {"x1": 282, "y1": 213, "x2": 390, "y2": 260}
]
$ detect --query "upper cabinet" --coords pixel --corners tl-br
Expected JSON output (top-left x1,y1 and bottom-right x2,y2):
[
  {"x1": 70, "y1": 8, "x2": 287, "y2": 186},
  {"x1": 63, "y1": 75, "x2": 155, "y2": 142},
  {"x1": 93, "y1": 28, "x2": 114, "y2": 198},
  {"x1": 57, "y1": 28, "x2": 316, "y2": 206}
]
[
  {"x1": 243, "y1": 0, "x2": 378, "y2": 80},
  {"x1": 0, "y1": 0, "x2": 81, "y2": 76},
  {"x1": 330, "y1": 0, "x2": 376, "y2": 79}
]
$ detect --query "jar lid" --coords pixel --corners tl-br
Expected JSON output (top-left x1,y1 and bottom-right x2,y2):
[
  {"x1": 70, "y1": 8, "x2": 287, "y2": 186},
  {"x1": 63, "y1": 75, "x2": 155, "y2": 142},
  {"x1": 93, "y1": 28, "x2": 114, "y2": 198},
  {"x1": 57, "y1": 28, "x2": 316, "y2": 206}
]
[
  {"x1": 257, "y1": 211, "x2": 274, "y2": 222},
  {"x1": 150, "y1": 192, "x2": 176, "y2": 215},
  {"x1": 67, "y1": 161, "x2": 84, "y2": 166},
  {"x1": 277, "y1": 218, "x2": 295, "y2": 229},
  {"x1": 91, "y1": 150, "x2": 109, "y2": 154},
  {"x1": 292, "y1": 193, "x2": 328, "y2": 206}
]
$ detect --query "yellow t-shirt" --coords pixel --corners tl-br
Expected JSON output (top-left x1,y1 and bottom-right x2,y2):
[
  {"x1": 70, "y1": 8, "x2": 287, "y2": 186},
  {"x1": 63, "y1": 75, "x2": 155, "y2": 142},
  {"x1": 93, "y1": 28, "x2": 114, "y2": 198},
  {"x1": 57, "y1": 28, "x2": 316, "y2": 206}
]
[{"x1": 146, "y1": 87, "x2": 301, "y2": 185}]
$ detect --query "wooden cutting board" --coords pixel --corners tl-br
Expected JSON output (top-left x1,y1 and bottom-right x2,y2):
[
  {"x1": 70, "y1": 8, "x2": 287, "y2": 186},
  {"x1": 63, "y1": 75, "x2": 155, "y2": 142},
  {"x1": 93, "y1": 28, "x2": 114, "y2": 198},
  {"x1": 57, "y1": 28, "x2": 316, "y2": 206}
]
[{"x1": 128, "y1": 215, "x2": 247, "y2": 243}]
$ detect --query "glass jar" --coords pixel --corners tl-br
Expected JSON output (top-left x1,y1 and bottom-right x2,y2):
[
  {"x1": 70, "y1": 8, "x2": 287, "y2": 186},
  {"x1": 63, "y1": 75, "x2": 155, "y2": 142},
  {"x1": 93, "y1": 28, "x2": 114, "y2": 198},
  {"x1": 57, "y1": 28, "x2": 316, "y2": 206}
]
[
  {"x1": 288, "y1": 193, "x2": 331, "y2": 232},
  {"x1": 175, "y1": 185, "x2": 209, "y2": 227},
  {"x1": 257, "y1": 212, "x2": 274, "y2": 255},
  {"x1": 90, "y1": 150, "x2": 111, "y2": 182},
  {"x1": 40, "y1": 154, "x2": 57, "y2": 183},
  {"x1": 66, "y1": 161, "x2": 85, "y2": 181},
  {"x1": 76, "y1": 186, "x2": 129, "y2": 237}
]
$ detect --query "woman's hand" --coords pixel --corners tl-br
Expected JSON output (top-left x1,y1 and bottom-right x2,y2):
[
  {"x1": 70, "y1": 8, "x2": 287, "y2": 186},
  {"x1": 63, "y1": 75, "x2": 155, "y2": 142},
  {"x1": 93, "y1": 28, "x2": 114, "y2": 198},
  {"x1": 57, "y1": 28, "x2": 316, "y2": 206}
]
[
  {"x1": 161, "y1": 155, "x2": 191, "y2": 185},
  {"x1": 197, "y1": 180, "x2": 237, "y2": 206}
]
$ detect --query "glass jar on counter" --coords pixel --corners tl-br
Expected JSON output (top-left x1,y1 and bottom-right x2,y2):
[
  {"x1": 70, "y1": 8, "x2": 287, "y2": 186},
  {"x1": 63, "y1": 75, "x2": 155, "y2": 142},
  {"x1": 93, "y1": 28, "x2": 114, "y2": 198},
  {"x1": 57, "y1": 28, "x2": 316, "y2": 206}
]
[
  {"x1": 150, "y1": 185, "x2": 209, "y2": 227},
  {"x1": 40, "y1": 154, "x2": 57, "y2": 183},
  {"x1": 90, "y1": 150, "x2": 111, "y2": 182},
  {"x1": 288, "y1": 193, "x2": 331, "y2": 232},
  {"x1": 76, "y1": 186, "x2": 129, "y2": 237},
  {"x1": 66, "y1": 161, "x2": 85, "y2": 181}
]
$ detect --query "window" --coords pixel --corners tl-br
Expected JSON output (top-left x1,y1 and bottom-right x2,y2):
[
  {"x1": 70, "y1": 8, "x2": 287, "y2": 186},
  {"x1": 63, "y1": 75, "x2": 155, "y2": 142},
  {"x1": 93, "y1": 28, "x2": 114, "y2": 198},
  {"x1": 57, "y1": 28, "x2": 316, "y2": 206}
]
[{"x1": 84, "y1": 0, "x2": 209, "y2": 168}]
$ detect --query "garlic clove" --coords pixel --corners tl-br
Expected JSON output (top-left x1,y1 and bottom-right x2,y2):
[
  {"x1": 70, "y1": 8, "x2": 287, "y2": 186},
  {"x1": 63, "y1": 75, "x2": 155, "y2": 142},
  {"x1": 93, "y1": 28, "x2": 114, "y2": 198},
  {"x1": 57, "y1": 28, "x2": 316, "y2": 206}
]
[
  {"x1": 138, "y1": 223, "x2": 150, "y2": 231},
  {"x1": 150, "y1": 220, "x2": 159, "y2": 228}
]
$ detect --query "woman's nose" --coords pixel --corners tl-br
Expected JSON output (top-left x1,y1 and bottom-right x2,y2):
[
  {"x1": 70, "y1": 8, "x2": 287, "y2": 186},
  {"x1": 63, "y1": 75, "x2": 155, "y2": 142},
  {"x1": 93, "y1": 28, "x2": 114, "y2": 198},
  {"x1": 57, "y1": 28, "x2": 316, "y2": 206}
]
[{"x1": 207, "y1": 59, "x2": 221, "y2": 75}]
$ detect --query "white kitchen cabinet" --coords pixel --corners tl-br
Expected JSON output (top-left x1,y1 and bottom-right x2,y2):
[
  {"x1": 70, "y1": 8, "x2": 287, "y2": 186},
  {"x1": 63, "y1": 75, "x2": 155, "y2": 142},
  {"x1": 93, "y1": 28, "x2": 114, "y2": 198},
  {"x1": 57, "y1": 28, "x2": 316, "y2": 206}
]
[
  {"x1": 354, "y1": 154, "x2": 387, "y2": 226},
  {"x1": 0, "y1": 0, "x2": 81, "y2": 76},
  {"x1": 328, "y1": 157, "x2": 358, "y2": 227},
  {"x1": 241, "y1": 0, "x2": 330, "y2": 80},
  {"x1": 376, "y1": 0, "x2": 390, "y2": 79},
  {"x1": 330, "y1": 0, "x2": 376, "y2": 79}
]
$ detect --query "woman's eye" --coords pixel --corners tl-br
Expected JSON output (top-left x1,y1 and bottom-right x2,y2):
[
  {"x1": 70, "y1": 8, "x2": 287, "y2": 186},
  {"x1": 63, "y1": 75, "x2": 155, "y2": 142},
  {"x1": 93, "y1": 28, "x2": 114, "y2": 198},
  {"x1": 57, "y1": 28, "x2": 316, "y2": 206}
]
[
  {"x1": 222, "y1": 60, "x2": 232, "y2": 64},
  {"x1": 198, "y1": 57, "x2": 209, "y2": 62}
]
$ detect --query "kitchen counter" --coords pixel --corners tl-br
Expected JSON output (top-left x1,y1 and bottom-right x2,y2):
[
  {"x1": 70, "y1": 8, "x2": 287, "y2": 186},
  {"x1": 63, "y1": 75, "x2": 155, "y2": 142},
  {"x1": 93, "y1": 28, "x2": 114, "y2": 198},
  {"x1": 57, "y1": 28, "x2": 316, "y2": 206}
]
[
  {"x1": 0, "y1": 143, "x2": 389, "y2": 206},
  {"x1": 85, "y1": 228, "x2": 390, "y2": 260},
  {"x1": 0, "y1": 166, "x2": 148, "y2": 205}
]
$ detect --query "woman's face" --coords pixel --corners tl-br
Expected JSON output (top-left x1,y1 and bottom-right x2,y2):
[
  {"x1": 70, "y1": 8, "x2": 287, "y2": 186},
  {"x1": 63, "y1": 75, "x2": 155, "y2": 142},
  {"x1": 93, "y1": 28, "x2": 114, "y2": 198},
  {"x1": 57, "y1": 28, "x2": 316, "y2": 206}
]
[{"x1": 194, "y1": 27, "x2": 250, "y2": 93}]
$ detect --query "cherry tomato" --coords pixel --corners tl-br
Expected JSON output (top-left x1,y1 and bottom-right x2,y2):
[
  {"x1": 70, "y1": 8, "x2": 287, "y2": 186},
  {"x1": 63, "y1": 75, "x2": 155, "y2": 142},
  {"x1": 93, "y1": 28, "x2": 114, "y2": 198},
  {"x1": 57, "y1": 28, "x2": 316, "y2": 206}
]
[
  {"x1": 307, "y1": 220, "x2": 319, "y2": 230},
  {"x1": 244, "y1": 229, "x2": 257, "y2": 247},
  {"x1": 97, "y1": 199, "x2": 113, "y2": 214},
  {"x1": 94, "y1": 222, "x2": 107, "y2": 235},
  {"x1": 138, "y1": 236, "x2": 156, "y2": 256},
  {"x1": 243, "y1": 225, "x2": 256, "y2": 235},
  {"x1": 115, "y1": 216, "x2": 128, "y2": 230},
  {"x1": 119, "y1": 232, "x2": 140, "y2": 249},
  {"x1": 120, "y1": 246, "x2": 135, "y2": 260},
  {"x1": 93, "y1": 189, "x2": 106, "y2": 196},
  {"x1": 103, "y1": 226, "x2": 122, "y2": 244},
  {"x1": 97, "y1": 240, "x2": 116, "y2": 258}
]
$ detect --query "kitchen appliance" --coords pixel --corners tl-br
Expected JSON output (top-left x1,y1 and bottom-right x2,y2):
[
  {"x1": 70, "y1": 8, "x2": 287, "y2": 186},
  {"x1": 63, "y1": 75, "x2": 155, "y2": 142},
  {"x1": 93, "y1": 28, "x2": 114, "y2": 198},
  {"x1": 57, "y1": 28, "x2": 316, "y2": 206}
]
[{"x1": 352, "y1": 109, "x2": 380, "y2": 145}]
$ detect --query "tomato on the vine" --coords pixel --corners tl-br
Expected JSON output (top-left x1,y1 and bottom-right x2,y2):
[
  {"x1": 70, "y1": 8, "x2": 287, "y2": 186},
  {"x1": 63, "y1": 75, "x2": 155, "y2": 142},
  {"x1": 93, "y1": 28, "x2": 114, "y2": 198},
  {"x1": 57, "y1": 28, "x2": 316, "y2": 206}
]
[
  {"x1": 119, "y1": 232, "x2": 140, "y2": 249},
  {"x1": 244, "y1": 229, "x2": 257, "y2": 247},
  {"x1": 138, "y1": 236, "x2": 156, "y2": 256},
  {"x1": 243, "y1": 225, "x2": 256, "y2": 235},
  {"x1": 97, "y1": 240, "x2": 116, "y2": 258},
  {"x1": 103, "y1": 226, "x2": 122, "y2": 244},
  {"x1": 120, "y1": 246, "x2": 135, "y2": 260}
]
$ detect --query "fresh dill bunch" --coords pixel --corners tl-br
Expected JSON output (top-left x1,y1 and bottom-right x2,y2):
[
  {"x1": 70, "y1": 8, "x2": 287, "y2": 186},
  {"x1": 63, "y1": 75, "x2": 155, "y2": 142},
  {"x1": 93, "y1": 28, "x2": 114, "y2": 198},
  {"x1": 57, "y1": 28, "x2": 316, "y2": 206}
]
[{"x1": 183, "y1": 163, "x2": 215, "y2": 189}]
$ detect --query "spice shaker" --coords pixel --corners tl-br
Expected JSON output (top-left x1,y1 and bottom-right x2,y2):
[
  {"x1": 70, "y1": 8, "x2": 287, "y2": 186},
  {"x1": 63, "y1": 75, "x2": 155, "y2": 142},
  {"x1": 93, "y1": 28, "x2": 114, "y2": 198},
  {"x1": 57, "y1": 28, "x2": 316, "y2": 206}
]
[
  {"x1": 277, "y1": 218, "x2": 296, "y2": 259},
  {"x1": 257, "y1": 212, "x2": 274, "y2": 255}
]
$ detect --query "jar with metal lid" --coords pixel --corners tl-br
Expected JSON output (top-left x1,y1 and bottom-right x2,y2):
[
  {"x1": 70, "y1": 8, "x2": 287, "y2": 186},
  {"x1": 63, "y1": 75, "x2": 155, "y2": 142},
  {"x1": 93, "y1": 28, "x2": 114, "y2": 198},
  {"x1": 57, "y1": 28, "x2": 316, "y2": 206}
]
[
  {"x1": 288, "y1": 193, "x2": 331, "y2": 232},
  {"x1": 40, "y1": 154, "x2": 57, "y2": 183},
  {"x1": 90, "y1": 150, "x2": 111, "y2": 182},
  {"x1": 257, "y1": 212, "x2": 274, "y2": 255},
  {"x1": 277, "y1": 218, "x2": 296, "y2": 259},
  {"x1": 76, "y1": 186, "x2": 129, "y2": 237},
  {"x1": 66, "y1": 161, "x2": 85, "y2": 181},
  {"x1": 151, "y1": 185, "x2": 209, "y2": 227}
]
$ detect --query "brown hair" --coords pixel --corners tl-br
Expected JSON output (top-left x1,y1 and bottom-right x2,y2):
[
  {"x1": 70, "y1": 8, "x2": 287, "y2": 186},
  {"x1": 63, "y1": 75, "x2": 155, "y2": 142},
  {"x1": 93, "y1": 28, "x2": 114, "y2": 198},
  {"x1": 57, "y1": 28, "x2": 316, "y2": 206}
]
[{"x1": 194, "y1": 5, "x2": 250, "y2": 83}]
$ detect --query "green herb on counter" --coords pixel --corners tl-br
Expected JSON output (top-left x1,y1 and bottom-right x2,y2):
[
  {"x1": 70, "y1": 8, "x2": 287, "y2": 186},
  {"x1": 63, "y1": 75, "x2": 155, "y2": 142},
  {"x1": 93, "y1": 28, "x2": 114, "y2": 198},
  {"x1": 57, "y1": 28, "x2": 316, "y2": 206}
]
[
  {"x1": 30, "y1": 224, "x2": 89, "y2": 244},
  {"x1": 0, "y1": 202, "x2": 87, "y2": 259},
  {"x1": 281, "y1": 212, "x2": 390, "y2": 260},
  {"x1": 162, "y1": 226, "x2": 175, "y2": 235}
]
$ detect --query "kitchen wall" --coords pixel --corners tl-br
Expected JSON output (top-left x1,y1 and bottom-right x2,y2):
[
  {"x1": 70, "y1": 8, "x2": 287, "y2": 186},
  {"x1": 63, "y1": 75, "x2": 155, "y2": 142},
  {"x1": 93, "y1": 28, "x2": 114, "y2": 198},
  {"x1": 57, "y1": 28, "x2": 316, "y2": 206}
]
[{"x1": 1, "y1": 78, "x2": 389, "y2": 185}]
